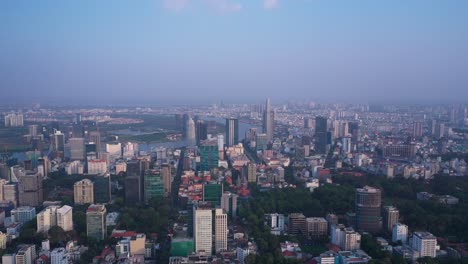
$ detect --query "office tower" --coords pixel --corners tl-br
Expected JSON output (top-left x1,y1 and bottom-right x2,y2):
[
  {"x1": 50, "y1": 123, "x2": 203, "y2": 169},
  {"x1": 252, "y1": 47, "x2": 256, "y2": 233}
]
[
  {"x1": 306, "y1": 217, "x2": 328, "y2": 239},
  {"x1": 355, "y1": 186, "x2": 382, "y2": 234},
  {"x1": 412, "y1": 232, "x2": 437, "y2": 258},
  {"x1": 199, "y1": 139, "x2": 219, "y2": 171},
  {"x1": 255, "y1": 133, "x2": 268, "y2": 151},
  {"x1": 412, "y1": 122, "x2": 423, "y2": 138},
  {"x1": 221, "y1": 192, "x2": 238, "y2": 218},
  {"x1": 315, "y1": 116, "x2": 328, "y2": 154},
  {"x1": 106, "y1": 142, "x2": 122, "y2": 159},
  {"x1": 89, "y1": 131, "x2": 101, "y2": 154},
  {"x1": 125, "y1": 160, "x2": 143, "y2": 204},
  {"x1": 3, "y1": 183, "x2": 18, "y2": 207},
  {"x1": 161, "y1": 164, "x2": 172, "y2": 196},
  {"x1": 86, "y1": 204, "x2": 107, "y2": 241},
  {"x1": 18, "y1": 171, "x2": 43, "y2": 207},
  {"x1": 288, "y1": 213, "x2": 307, "y2": 235},
  {"x1": 186, "y1": 117, "x2": 196, "y2": 146},
  {"x1": 436, "y1": 123, "x2": 445, "y2": 139},
  {"x1": 68, "y1": 138, "x2": 85, "y2": 160},
  {"x1": 331, "y1": 224, "x2": 361, "y2": 251},
  {"x1": 123, "y1": 142, "x2": 139, "y2": 158},
  {"x1": 11, "y1": 206, "x2": 36, "y2": 223},
  {"x1": 247, "y1": 163, "x2": 257, "y2": 183},
  {"x1": 383, "y1": 206, "x2": 399, "y2": 232},
  {"x1": 75, "y1": 113, "x2": 82, "y2": 125},
  {"x1": 262, "y1": 98, "x2": 274, "y2": 141},
  {"x1": 264, "y1": 213, "x2": 285, "y2": 234},
  {"x1": 431, "y1": 119, "x2": 437, "y2": 136},
  {"x1": 348, "y1": 122, "x2": 360, "y2": 143},
  {"x1": 144, "y1": 169, "x2": 164, "y2": 203},
  {"x1": 392, "y1": 223, "x2": 408, "y2": 244},
  {"x1": 93, "y1": 175, "x2": 111, "y2": 204},
  {"x1": 195, "y1": 120, "x2": 208, "y2": 145},
  {"x1": 342, "y1": 137, "x2": 352, "y2": 154},
  {"x1": 215, "y1": 209, "x2": 228, "y2": 253},
  {"x1": 37, "y1": 205, "x2": 73, "y2": 233},
  {"x1": 304, "y1": 117, "x2": 314, "y2": 129},
  {"x1": 225, "y1": 118, "x2": 239, "y2": 147},
  {"x1": 203, "y1": 183, "x2": 223, "y2": 207},
  {"x1": 52, "y1": 130, "x2": 65, "y2": 152},
  {"x1": 87, "y1": 159, "x2": 107, "y2": 175},
  {"x1": 193, "y1": 206, "x2": 213, "y2": 256},
  {"x1": 16, "y1": 244, "x2": 36, "y2": 264},
  {"x1": 74, "y1": 179, "x2": 94, "y2": 205}
]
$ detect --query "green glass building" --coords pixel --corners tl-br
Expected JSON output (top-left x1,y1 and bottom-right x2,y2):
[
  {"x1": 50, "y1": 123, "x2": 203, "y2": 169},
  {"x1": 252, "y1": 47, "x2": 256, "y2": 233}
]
[
  {"x1": 144, "y1": 169, "x2": 164, "y2": 203},
  {"x1": 202, "y1": 183, "x2": 223, "y2": 207},
  {"x1": 199, "y1": 140, "x2": 219, "y2": 171}
]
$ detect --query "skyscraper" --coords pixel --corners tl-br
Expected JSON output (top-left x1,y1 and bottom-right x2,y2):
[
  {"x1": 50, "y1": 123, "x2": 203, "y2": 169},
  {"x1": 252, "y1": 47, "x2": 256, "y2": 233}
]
[
  {"x1": 74, "y1": 179, "x2": 94, "y2": 205},
  {"x1": 383, "y1": 206, "x2": 399, "y2": 232},
  {"x1": 247, "y1": 162, "x2": 257, "y2": 183},
  {"x1": 37, "y1": 205, "x2": 73, "y2": 233},
  {"x1": 215, "y1": 209, "x2": 227, "y2": 253},
  {"x1": 161, "y1": 164, "x2": 172, "y2": 196},
  {"x1": 262, "y1": 98, "x2": 274, "y2": 141},
  {"x1": 412, "y1": 122, "x2": 423, "y2": 138},
  {"x1": 89, "y1": 131, "x2": 101, "y2": 154},
  {"x1": 86, "y1": 204, "x2": 107, "y2": 241},
  {"x1": 68, "y1": 138, "x2": 85, "y2": 161},
  {"x1": 18, "y1": 171, "x2": 43, "y2": 207},
  {"x1": 225, "y1": 118, "x2": 239, "y2": 147},
  {"x1": 125, "y1": 160, "x2": 142, "y2": 204},
  {"x1": 144, "y1": 169, "x2": 164, "y2": 203},
  {"x1": 221, "y1": 192, "x2": 238, "y2": 218},
  {"x1": 203, "y1": 183, "x2": 223, "y2": 207},
  {"x1": 315, "y1": 116, "x2": 328, "y2": 154},
  {"x1": 195, "y1": 120, "x2": 208, "y2": 146},
  {"x1": 355, "y1": 186, "x2": 382, "y2": 234},
  {"x1": 186, "y1": 117, "x2": 196, "y2": 146},
  {"x1": 199, "y1": 139, "x2": 219, "y2": 171},
  {"x1": 193, "y1": 205, "x2": 212, "y2": 256}
]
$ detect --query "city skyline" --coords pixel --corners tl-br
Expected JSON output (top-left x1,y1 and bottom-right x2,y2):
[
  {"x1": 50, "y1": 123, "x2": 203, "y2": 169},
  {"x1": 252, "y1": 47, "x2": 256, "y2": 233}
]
[{"x1": 1, "y1": 0, "x2": 468, "y2": 104}]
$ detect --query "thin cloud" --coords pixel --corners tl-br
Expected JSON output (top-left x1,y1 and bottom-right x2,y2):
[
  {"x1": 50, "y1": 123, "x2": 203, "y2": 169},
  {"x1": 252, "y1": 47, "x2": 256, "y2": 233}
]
[
  {"x1": 263, "y1": 0, "x2": 279, "y2": 9},
  {"x1": 163, "y1": 0, "x2": 242, "y2": 13}
]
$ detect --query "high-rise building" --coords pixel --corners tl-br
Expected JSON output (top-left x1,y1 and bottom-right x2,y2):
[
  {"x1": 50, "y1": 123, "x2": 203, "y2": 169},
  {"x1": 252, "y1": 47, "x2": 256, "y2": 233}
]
[
  {"x1": 262, "y1": 98, "x2": 274, "y2": 141},
  {"x1": 382, "y1": 144, "x2": 416, "y2": 158},
  {"x1": 106, "y1": 142, "x2": 122, "y2": 159},
  {"x1": 87, "y1": 159, "x2": 107, "y2": 175},
  {"x1": 355, "y1": 186, "x2": 382, "y2": 234},
  {"x1": 51, "y1": 130, "x2": 65, "y2": 153},
  {"x1": 186, "y1": 117, "x2": 196, "y2": 146},
  {"x1": 68, "y1": 138, "x2": 85, "y2": 161},
  {"x1": 215, "y1": 209, "x2": 227, "y2": 253},
  {"x1": 255, "y1": 133, "x2": 268, "y2": 151},
  {"x1": 306, "y1": 217, "x2": 328, "y2": 239},
  {"x1": 264, "y1": 213, "x2": 285, "y2": 235},
  {"x1": 51, "y1": 247, "x2": 68, "y2": 264},
  {"x1": 247, "y1": 163, "x2": 257, "y2": 183},
  {"x1": 392, "y1": 223, "x2": 408, "y2": 244},
  {"x1": 315, "y1": 116, "x2": 328, "y2": 154},
  {"x1": 221, "y1": 192, "x2": 238, "y2": 218},
  {"x1": 89, "y1": 131, "x2": 101, "y2": 154},
  {"x1": 195, "y1": 120, "x2": 208, "y2": 146},
  {"x1": 125, "y1": 160, "x2": 143, "y2": 204},
  {"x1": 412, "y1": 231, "x2": 437, "y2": 258},
  {"x1": 11, "y1": 206, "x2": 36, "y2": 224},
  {"x1": 225, "y1": 118, "x2": 239, "y2": 147},
  {"x1": 199, "y1": 140, "x2": 219, "y2": 171},
  {"x1": 203, "y1": 183, "x2": 223, "y2": 207},
  {"x1": 3, "y1": 183, "x2": 18, "y2": 208},
  {"x1": 288, "y1": 213, "x2": 307, "y2": 235},
  {"x1": 436, "y1": 123, "x2": 445, "y2": 139},
  {"x1": 144, "y1": 169, "x2": 164, "y2": 203},
  {"x1": 86, "y1": 204, "x2": 107, "y2": 241},
  {"x1": 4, "y1": 113, "x2": 24, "y2": 127},
  {"x1": 412, "y1": 122, "x2": 423, "y2": 138},
  {"x1": 74, "y1": 179, "x2": 94, "y2": 205},
  {"x1": 193, "y1": 205, "x2": 212, "y2": 256},
  {"x1": 161, "y1": 164, "x2": 172, "y2": 196},
  {"x1": 15, "y1": 244, "x2": 36, "y2": 264},
  {"x1": 383, "y1": 206, "x2": 399, "y2": 232},
  {"x1": 18, "y1": 171, "x2": 43, "y2": 207},
  {"x1": 37, "y1": 205, "x2": 73, "y2": 233},
  {"x1": 304, "y1": 117, "x2": 314, "y2": 129},
  {"x1": 93, "y1": 175, "x2": 111, "y2": 203},
  {"x1": 331, "y1": 224, "x2": 361, "y2": 251}
]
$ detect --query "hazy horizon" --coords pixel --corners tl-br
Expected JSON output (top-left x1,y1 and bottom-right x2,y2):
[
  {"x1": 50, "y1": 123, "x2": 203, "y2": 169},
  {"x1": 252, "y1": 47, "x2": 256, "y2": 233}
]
[{"x1": 1, "y1": 0, "x2": 468, "y2": 104}]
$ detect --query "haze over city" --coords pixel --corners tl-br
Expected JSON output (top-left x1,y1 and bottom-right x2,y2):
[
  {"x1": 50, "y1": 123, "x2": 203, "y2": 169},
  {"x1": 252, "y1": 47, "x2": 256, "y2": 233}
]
[{"x1": 1, "y1": 0, "x2": 468, "y2": 104}]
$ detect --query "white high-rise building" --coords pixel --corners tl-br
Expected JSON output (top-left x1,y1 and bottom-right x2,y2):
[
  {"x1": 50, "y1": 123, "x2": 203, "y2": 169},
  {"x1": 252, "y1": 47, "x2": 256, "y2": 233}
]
[
  {"x1": 74, "y1": 179, "x2": 94, "y2": 205},
  {"x1": 87, "y1": 160, "x2": 107, "y2": 175},
  {"x1": 264, "y1": 213, "x2": 285, "y2": 235},
  {"x1": 186, "y1": 118, "x2": 196, "y2": 146},
  {"x1": 412, "y1": 231, "x2": 437, "y2": 258},
  {"x1": 331, "y1": 224, "x2": 361, "y2": 251},
  {"x1": 51, "y1": 247, "x2": 68, "y2": 264},
  {"x1": 37, "y1": 205, "x2": 73, "y2": 233},
  {"x1": 193, "y1": 206, "x2": 212, "y2": 256},
  {"x1": 106, "y1": 143, "x2": 122, "y2": 159},
  {"x1": 215, "y1": 209, "x2": 228, "y2": 253},
  {"x1": 392, "y1": 223, "x2": 408, "y2": 244}
]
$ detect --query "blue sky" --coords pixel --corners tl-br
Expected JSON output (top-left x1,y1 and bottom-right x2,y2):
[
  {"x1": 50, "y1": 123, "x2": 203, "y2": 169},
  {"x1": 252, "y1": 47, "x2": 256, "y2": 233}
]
[{"x1": 1, "y1": 0, "x2": 467, "y2": 104}]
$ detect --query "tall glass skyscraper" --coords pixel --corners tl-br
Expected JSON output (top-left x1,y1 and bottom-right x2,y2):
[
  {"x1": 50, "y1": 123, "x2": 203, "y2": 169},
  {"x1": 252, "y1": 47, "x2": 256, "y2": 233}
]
[
  {"x1": 225, "y1": 118, "x2": 239, "y2": 147},
  {"x1": 262, "y1": 98, "x2": 274, "y2": 141}
]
